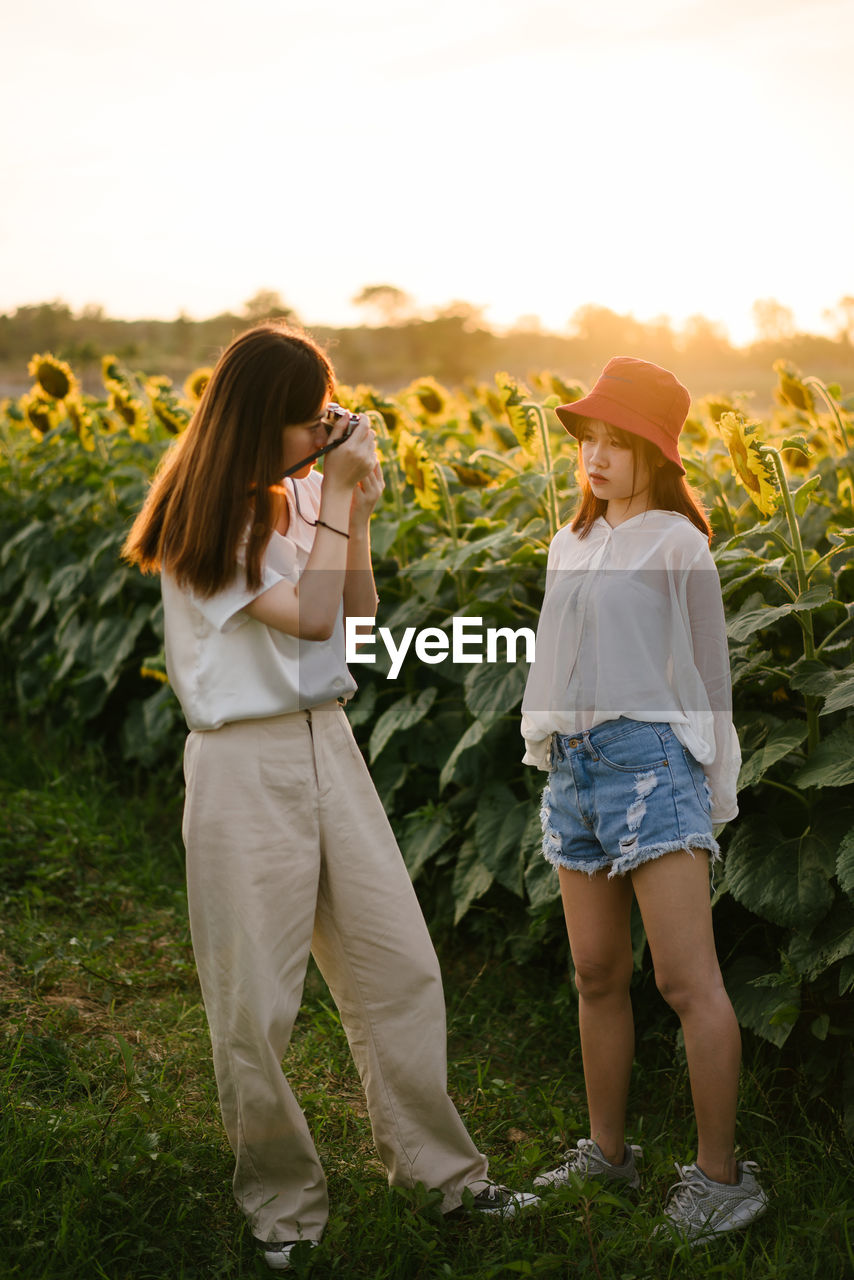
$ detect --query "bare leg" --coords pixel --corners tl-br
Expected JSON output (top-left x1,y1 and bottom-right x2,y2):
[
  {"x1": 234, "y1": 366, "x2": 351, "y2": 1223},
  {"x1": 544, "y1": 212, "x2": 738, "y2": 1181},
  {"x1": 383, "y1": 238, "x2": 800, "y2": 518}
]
[
  {"x1": 631, "y1": 850, "x2": 741, "y2": 1184},
  {"x1": 558, "y1": 867, "x2": 635, "y2": 1165}
]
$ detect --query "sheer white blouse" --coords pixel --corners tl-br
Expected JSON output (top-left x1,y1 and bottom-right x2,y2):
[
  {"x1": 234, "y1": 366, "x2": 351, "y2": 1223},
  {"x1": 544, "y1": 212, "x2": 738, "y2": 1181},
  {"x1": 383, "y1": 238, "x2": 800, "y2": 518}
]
[
  {"x1": 162, "y1": 469, "x2": 356, "y2": 731},
  {"x1": 521, "y1": 511, "x2": 740, "y2": 823}
]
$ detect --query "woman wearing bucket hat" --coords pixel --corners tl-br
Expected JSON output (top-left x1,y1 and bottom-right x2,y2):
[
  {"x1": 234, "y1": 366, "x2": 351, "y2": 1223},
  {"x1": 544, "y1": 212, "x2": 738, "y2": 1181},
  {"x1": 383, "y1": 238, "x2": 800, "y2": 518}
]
[{"x1": 521, "y1": 357, "x2": 768, "y2": 1243}]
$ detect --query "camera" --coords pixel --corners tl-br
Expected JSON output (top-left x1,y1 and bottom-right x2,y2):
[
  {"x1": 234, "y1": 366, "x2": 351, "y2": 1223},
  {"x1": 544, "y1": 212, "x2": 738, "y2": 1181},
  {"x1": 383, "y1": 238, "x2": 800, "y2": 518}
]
[{"x1": 321, "y1": 402, "x2": 361, "y2": 439}]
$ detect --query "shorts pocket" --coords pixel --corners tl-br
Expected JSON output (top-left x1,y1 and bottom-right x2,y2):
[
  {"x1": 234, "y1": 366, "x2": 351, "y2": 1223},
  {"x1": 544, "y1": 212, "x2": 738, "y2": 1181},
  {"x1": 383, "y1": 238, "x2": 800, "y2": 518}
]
[
  {"x1": 682, "y1": 747, "x2": 712, "y2": 811},
  {"x1": 593, "y1": 723, "x2": 669, "y2": 772}
]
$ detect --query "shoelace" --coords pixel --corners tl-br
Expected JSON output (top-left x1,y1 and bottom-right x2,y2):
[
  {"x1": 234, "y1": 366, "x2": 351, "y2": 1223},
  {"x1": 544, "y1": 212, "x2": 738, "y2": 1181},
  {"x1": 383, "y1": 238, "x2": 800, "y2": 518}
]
[
  {"x1": 559, "y1": 1138, "x2": 600, "y2": 1173},
  {"x1": 479, "y1": 1183, "x2": 511, "y2": 1202},
  {"x1": 665, "y1": 1163, "x2": 707, "y2": 1214}
]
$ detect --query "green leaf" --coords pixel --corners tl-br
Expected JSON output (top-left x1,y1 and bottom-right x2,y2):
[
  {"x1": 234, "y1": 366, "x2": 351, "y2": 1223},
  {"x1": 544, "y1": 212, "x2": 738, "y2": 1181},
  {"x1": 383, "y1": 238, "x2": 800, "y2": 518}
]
[
  {"x1": 836, "y1": 830, "x2": 854, "y2": 902},
  {"x1": 825, "y1": 527, "x2": 854, "y2": 548},
  {"x1": 474, "y1": 783, "x2": 529, "y2": 896},
  {"x1": 438, "y1": 719, "x2": 489, "y2": 791},
  {"x1": 793, "y1": 722, "x2": 854, "y2": 788},
  {"x1": 345, "y1": 681, "x2": 376, "y2": 729},
  {"x1": 726, "y1": 585, "x2": 832, "y2": 642},
  {"x1": 451, "y1": 840, "x2": 493, "y2": 923},
  {"x1": 464, "y1": 659, "x2": 528, "y2": 727},
  {"x1": 726, "y1": 818, "x2": 836, "y2": 930},
  {"x1": 368, "y1": 687, "x2": 437, "y2": 763},
  {"x1": 399, "y1": 806, "x2": 454, "y2": 882},
  {"x1": 822, "y1": 673, "x2": 854, "y2": 715},
  {"x1": 792, "y1": 474, "x2": 821, "y2": 515},
  {"x1": 524, "y1": 850, "x2": 561, "y2": 910},
  {"x1": 91, "y1": 605, "x2": 150, "y2": 691},
  {"x1": 737, "y1": 720, "x2": 809, "y2": 790},
  {"x1": 724, "y1": 956, "x2": 800, "y2": 1048},
  {"x1": 780, "y1": 436, "x2": 811, "y2": 456},
  {"x1": 790, "y1": 659, "x2": 854, "y2": 714},
  {"x1": 787, "y1": 898, "x2": 854, "y2": 979},
  {"x1": 115, "y1": 1032, "x2": 136, "y2": 1084}
]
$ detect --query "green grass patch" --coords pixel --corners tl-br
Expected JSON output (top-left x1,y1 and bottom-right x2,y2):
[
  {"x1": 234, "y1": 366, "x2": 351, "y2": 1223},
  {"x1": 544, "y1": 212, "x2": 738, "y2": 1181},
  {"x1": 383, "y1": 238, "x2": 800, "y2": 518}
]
[{"x1": 1, "y1": 727, "x2": 852, "y2": 1278}]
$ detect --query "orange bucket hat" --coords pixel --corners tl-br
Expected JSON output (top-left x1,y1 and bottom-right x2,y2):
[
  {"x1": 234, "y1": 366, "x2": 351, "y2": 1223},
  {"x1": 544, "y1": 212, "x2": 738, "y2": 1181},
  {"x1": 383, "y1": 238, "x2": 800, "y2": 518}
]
[{"x1": 555, "y1": 356, "x2": 690, "y2": 475}]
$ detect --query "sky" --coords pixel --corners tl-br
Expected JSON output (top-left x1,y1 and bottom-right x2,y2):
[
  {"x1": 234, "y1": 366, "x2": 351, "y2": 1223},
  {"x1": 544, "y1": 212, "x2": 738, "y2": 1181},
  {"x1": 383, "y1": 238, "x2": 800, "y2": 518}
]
[{"x1": 2, "y1": 0, "x2": 852, "y2": 344}]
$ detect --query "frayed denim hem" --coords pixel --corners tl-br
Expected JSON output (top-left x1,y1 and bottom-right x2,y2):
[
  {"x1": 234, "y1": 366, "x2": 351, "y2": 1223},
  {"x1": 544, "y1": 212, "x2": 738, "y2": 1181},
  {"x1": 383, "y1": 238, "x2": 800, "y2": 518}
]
[
  {"x1": 540, "y1": 832, "x2": 720, "y2": 879},
  {"x1": 607, "y1": 833, "x2": 720, "y2": 878}
]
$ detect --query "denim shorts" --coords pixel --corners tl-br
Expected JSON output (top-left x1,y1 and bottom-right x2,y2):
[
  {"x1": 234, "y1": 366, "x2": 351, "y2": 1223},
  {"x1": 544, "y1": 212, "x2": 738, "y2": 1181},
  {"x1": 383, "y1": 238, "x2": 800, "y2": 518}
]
[{"x1": 540, "y1": 718, "x2": 719, "y2": 878}]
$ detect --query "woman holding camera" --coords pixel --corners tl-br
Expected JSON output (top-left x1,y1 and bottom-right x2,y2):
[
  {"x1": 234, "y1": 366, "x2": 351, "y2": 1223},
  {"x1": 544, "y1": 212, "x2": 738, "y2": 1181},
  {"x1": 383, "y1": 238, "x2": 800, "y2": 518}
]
[{"x1": 123, "y1": 322, "x2": 535, "y2": 1270}]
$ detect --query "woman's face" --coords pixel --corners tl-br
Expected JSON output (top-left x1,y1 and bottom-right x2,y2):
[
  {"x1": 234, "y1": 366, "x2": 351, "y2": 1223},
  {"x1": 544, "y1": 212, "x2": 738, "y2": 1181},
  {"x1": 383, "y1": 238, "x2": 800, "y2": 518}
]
[
  {"x1": 578, "y1": 419, "x2": 651, "y2": 511},
  {"x1": 280, "y1": 396, "x2": 331, "y2": 479}
]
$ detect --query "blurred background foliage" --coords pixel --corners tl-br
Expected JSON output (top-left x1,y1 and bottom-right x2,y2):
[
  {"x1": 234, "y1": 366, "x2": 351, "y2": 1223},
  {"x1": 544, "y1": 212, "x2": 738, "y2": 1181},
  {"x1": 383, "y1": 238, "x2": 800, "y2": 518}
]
[
  {"x1": 3, "y1": 289, "x2": 854, "y2": 410},
  {"x1": 1, "y1": 343, "x2": 853, "y2": 1135}
]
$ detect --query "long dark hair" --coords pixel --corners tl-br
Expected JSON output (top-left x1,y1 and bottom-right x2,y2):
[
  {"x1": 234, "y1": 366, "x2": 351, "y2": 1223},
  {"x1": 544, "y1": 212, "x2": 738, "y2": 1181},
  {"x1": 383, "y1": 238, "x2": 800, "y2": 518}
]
[
  {"x1": 122, "y1": 323, "x2": 335, "y2": 594},
  {"x1": 570, "y1": 417, "x2": 711, "y2": 544}
]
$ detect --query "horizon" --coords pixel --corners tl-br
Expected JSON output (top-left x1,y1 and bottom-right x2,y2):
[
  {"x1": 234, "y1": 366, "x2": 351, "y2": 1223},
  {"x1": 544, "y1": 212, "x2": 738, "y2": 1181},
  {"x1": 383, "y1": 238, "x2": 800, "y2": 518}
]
[{"x1": 4, "y1": 291, "x2": 853, "y2": 352}]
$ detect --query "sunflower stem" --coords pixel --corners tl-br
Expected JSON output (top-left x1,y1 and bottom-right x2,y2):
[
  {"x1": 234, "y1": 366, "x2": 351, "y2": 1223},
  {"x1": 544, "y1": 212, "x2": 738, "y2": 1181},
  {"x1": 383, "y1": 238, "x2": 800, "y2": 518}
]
[
  {"x1": 525, "y1": 403, "x2": 559, "y2": 539},
  {"x1": 756, "y1": 777, "x2": 812, "y2": 808},
  {"x1": 367, "y1": 408, "x2": 410, "y2": 566},
  {"x1": 468, "y1": 448, "x2": 522, "y2": 474},
  {"x1": 764, "y1": 445, "x2": 820, "y2": 752},
  {"x1": 434, "y1": 463, "x2": 459, "y2": 549},
  {"x1": 803, "y1": 376, "x2": 851, "y2": 451}
]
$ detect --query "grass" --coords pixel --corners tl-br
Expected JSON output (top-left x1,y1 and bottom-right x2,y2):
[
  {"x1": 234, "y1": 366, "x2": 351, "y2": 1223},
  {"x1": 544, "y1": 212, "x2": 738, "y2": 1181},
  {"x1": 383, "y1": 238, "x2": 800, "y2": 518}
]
[{"x1": 1, "y1": 727, "x2": 852, "y2": 1279}]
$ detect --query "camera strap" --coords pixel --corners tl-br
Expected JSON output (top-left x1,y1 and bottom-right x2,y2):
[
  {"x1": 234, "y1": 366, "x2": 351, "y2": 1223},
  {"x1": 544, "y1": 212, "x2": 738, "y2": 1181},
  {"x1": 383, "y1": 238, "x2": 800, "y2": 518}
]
[{"x1": 280, "y1": 431, "x2": 350, "y2": 479}]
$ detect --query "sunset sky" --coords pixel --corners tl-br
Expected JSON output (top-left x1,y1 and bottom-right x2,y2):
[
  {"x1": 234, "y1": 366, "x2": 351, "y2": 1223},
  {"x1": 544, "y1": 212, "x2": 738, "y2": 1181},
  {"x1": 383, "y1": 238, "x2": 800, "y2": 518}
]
[{"x1": 2, "y1": 0, "x2": 852, "y2": 343}]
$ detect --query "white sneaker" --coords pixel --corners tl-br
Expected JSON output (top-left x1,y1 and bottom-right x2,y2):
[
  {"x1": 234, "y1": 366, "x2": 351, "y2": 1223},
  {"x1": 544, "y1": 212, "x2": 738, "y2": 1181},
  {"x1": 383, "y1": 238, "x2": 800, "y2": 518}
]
[
  {"x1": 657, "y1": 1161, "x2": 768, "y2": 1243},
  {"x1": 534, "y1": 1138, "x2": 642, "y2": 1191},
  {"x1": 256, "y1": 1239, "x2": 319, "y2": 1271},
  {"x1": 467, "y1": 1181, "x2": 541, "y2": 1217}
]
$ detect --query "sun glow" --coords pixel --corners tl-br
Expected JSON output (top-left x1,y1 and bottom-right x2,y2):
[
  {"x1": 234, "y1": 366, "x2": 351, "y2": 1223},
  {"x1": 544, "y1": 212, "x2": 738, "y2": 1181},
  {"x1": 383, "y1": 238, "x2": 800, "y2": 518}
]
[{"x1": 1, "y1": 0, "x2": 852, "y2": 345}]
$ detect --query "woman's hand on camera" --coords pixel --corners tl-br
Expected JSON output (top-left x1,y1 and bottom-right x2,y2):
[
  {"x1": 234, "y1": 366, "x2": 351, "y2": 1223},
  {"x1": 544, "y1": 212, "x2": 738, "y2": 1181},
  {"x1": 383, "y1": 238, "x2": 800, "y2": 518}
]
[
  {"x1": 323, "y1": 414, "x2": 377, "y2": 491},
  {"x1": 350, "y1": 461, "x2": 385, "y2": 529}
]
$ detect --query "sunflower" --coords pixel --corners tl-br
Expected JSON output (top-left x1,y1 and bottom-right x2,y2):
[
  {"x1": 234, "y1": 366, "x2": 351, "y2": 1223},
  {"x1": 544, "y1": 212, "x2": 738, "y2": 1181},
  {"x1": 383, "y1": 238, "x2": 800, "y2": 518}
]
[
  {"x1": 65, "y1": 394, "x2": 96, "y2": 452},
  {"x1": 140, "y1": 652, "x2": 170, "y2": 684},
  {"x1": 151, "y1": 395, "x2": 189, "y2": 435},
  {"x1": 20, "y1": 390, "x2": 58, "y2": 439},
  {"x1": 494, "y1": 371, "x2": 540, "y2": 453},
  {"x1": 404, "y1": 376, "x2": 451, "y2": 419},
  {"x1": 397, "y1": 429, "x2": 441, "y2": 511},
  {"x1": 27, "y1": 352, "x2": 78, "y2": 401},
  {"x1": 184, "y1": 366, "x2": 213, "y2": 403},
  {"x1": 773, "y1": 359, "x2": 814, "y2": 415},
  {"x1": 719, "y1": 412, "x2": 779, "y2": 516},
  {"x1": 101, "y1": 353, "x2": 131, "y2": 392},
  {"x1": 109, "y1": 389, "x2": 149, "y2": 441},
  {"x1": 450, "y1": 463, "x2": 493, "y2": 488}
]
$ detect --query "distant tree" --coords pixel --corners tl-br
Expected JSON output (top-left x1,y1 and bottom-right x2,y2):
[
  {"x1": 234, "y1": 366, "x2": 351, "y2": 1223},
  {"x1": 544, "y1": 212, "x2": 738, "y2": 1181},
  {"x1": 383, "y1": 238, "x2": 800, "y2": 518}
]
[
  {"x1": 679, "y1": 314, "x2": 732, "y2": 356},
  {"x1": 352, "y1": 284, "x2": 413, "y2": 325},
  {"x1": 243, "y1": 289, "x2": 294, "y2": 323},
  {"x1": 822, "y1": 295, "x2": 854, "y2": 345},
  {"x1": 569, "y1": 305, "x2": 644, "y2": 360},
  {"x1": 752, "y1": 298, "x2": 795, "y2": 343},
  {"x1": 432, "y1": 300, "x2": 487, "y2": 331},
  {"x1": 511, "y1": 314, "x2": 544, "y2": 333}
]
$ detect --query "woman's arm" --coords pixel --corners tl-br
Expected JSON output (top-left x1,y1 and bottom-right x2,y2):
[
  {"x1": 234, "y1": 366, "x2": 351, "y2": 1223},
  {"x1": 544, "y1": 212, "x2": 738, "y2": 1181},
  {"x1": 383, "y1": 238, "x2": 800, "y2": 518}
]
[
  {"x1": 685, "y1": 547, "x2": 741, "y2": 822},
  {"x1": 343, "y1": 463, "x2": 384, "y2": 621},
  {"x1": 245, "y1": 423, "x2": 377, "y2": 640}
]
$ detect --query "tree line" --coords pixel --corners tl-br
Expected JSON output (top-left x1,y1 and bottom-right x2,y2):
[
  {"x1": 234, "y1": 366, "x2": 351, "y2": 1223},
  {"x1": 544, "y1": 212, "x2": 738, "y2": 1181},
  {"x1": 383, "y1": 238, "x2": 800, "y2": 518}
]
[{"x1": 2, "y1": 289, "x2": 853, "y2": 404}]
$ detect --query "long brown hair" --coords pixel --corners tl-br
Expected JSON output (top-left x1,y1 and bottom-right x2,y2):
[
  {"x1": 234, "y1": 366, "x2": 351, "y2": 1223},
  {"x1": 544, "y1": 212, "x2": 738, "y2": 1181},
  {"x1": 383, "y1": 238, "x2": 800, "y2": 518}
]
[
  {"x1": 122, "y1": 323, "x2": 335, "y2": 594},
  {"x1": 569, "y1": 417, "x2": 711, "y2": 544}
]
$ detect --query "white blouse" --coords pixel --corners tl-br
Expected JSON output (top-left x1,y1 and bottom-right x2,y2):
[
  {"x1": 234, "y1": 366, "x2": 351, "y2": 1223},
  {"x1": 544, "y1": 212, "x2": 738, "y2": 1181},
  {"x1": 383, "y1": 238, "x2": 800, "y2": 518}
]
[
  {"x1": 162, "y1": 469, "x2": 357, "y2": 731},
  {"x1": 521, "y1": 511, "x2": 740, "y2": 823}
]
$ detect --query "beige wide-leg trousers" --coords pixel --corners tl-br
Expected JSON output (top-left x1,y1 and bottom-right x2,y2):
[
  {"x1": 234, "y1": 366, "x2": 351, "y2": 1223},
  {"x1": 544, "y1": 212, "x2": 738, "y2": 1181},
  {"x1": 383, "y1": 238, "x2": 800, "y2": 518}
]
[{"x1": 182, "y1": 701, "x2": 488, "y2": 1244}]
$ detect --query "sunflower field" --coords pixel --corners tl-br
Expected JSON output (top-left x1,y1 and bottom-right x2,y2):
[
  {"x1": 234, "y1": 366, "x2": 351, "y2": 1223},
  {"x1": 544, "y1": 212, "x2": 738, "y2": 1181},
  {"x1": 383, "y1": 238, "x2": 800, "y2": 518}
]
[{"x1": 2, "y1": 351, "x2": 853, "y2": 1129}]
